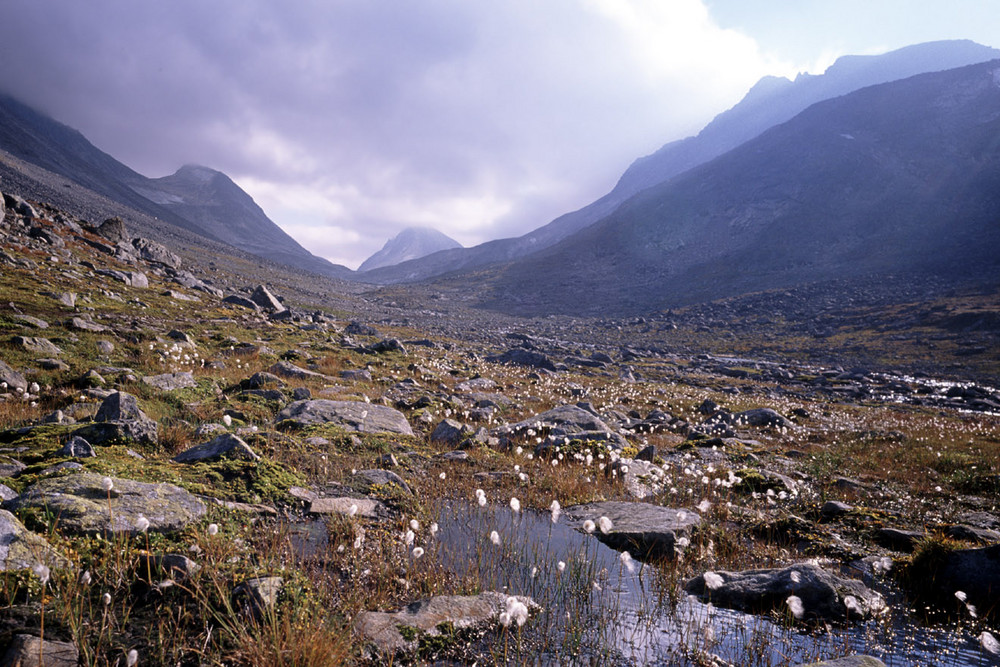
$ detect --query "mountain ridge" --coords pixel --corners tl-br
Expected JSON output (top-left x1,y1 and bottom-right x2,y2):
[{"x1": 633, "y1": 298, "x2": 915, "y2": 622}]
[{"x1": 358, "y1": 226, "x2": 462, "y2": 272}]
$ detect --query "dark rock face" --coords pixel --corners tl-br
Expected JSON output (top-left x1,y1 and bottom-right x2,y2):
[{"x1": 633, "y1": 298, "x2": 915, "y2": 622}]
[{"x1": 685, "y1": 562, "x2": 886, "y2": 623}]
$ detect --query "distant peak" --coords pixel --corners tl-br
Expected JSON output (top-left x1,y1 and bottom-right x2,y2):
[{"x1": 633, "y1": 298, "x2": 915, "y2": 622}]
[
  {"x1": 358, "y1": 226, "x2": 462, "y2": 272},
  {"x1": 174, "y1": 164, "x2": 220, "y2": 181}
]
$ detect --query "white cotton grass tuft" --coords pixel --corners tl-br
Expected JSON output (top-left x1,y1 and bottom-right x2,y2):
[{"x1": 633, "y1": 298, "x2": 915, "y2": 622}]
[
  {"x1": 844, "y1": 595, "x2": 862, "y2": 616},
  {"x1": 404, "y1": 530, "x2": 415, "y2": 545},
  {"x1": 505, "y1": 596, "x2": 530, "y2": 626},
  {"x1": 582, "y1": 519, "x2": 596, "y2": 534},
  {"x1": 872, "y1": 556, "x2": 892, "y2": 574},
  {"x1": 102, "y1": 477, "x2": 114, "y2": 492},
  {"x1": 598, "y1": 516, "x2": 613, "y2": 534},
  {"x1": 409, "y1": 519, "x2": 420, "y2": 532},
  {"x1": 550, "y1": 500, "x2": 561, "y2": 523},
  {"x1": 490, "y1": 530, "x2": 501, "y2": 546},
  {"x1": 789, "y1": 570, "x2": 801, "y2": 584},
  {"x1": 697, "y1": 499, "x2": 711, "y2": 513},
  {"x1": 430, "y1": 522, "x2": 439, "y2": 537},
  {"x1": 348, "y1": 504, "x2": 359, "y2": 517},
  {"x1": 619, "y1": 550, "x2": 636, "y2": 573},
  {"x1": 207, "y1": 523, "x2": 219, "y2": 536},
  {"x1": 981, "y1": 630, "x2": 1000, "y2": 655},
  {"x1": 412, "y1": 547, "x2": 424, "y2": 559},
  {"x1": 31, "y1": 563, "x2": 50, "y2": 586},
  {"x1": 127, "y1": 649, "x2": 138, "y2": 667},
  {"x1": 557, "y1": 561, "x2": 566, "y2": 572},
  {"x1": 786, "y1": 595, "x2": 804, "y2": 619},
  {"x1": 703, "y1": 571, "x2": 724, "y2": 591},
  {"x1": 103, "y1": 592, "x2": 112, "y2": 606},
  {"x1": 79, "y1": 570, "x2": 92, "y2": 586},
  {"x1": 955, "y1": 590, "x2": 968, "y2": 603},
  {"x1": 509, "y1": 497, "x2": 521, "y2": 513},
  {"x1": 222, "y1": 414, "x2": 232, "y2": 427},
  {"x1": 135, "y1": 515, "x2": 150, "y2": 533}
]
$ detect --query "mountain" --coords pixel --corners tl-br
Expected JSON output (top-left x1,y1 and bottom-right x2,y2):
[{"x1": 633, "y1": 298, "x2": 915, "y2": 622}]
[
  {"x1": 0, "y1": 93, "x2": 350, "y2": 278},
  {"x1": 477, "y1": 59, "x2": 1000, "y2": 316},
  {"x1": 359, "y1": 40, "x2": 1000, "y2": 285},
  {"x1": 358, "y1": 226, "x2": 462, "y2": 272}
]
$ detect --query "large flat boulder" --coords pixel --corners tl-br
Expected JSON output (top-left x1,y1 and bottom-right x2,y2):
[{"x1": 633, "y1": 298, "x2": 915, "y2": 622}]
[
  {"x1": 276, "y1": 399, "x2": 413, "y2": 435},
  {"x1": 562, "y1": 500, "x2": 701, "y2": 559},
  {"x1": 0, "y1": 509, "x2": 66, "y2": 571},
  {"x1": 685, "y1": 562, "x2": 885, "y2": 623},
  {"x1": 356, "y1": 592, "x2": 537, "y2": 656},
  {"x1": 5, "y1": 472, "x2": 206, "y2": 535}
]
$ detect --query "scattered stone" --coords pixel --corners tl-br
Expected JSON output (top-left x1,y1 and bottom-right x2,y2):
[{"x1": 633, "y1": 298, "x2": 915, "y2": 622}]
[
  {"x1": 341, "y1": 369, "x2": 372, "y2": 382},
  {"x1": 355, "y1": 469, "x2": 412, "y2": 495},
  {"x1": 608, "y1": 458, "x2": 667, "y2": 499},
  {"x1": 6, "y1": 472, "x2": 206, "y2": 535},
  {"x1": 486, "y1": 348, "x2": 557, "y2": 371},
  {"x1": 14, "y1": 314, "x2": 48, "y2": 329},
  {"x1": 0, "y1": 457, "x2": 26, "y2": 478},
  {"x1": 11, "y1": 335, "x2": 61, "y2": 356},
  {"x1": 685, "y1": 562, "x2": 885, "y2": 623},
  {"x1": 356, "y1": 592, "x2": 538, "y2": 657},
  {"x1": 233, "y1": 576, "x2": 284, "y2": 619},
  {"x1": 0, "y1": 359, "x2": 28, "y2": 391},
  {"x1": 276, "y1": 399, "x2": 413, "y2": 435},
  {"x1": 875, "y1": 527, "x2": 924, "y2": 552},
  {"x1": 138, "y1": 553, "x2": 201, "y2": 580},
  {"x1": 74, "y1": 391, "x2": 158, "y2": 445},
  {"x1": 733, "y1": 408, "x2": 793, "y2": 429},
  {"x1": 96, "y1": 216, "x2": 128, "y2": 243},
  {"x1": 69, "y1": 316, "x2": 107, "y2": 332},
  {"x1": 96, "y1": 340, "x2": 114, "y2": 355},
  {"x1": 563, "y1": 501, "x2": 701, "y2": 559},
  {"x1": 376, "y1": 453, "x2": 399, "y2": 468},
  {"x1": 242, "y1": 371, "x2": 285, "y2": 389},
  {"x1": 944, "y1": 524, "x2": 1000, "y2": 544},
  {"x1": 44, "y1": 291, "x2": 76, "y2": 308},
  {"x1": 925, "y1": 544, "x2": 1000, "y2": 608},
  {"x1": 250, "y1": 284, "x2": 285, "y2": 312},
  {"x1": 222, "y1": 294, "x2": 261, "y2": 311},
  {"x1": 173, "y1": 433, "x2": 260, "y2": 463},
  {"x1": 821, "y1": 500, "x2": 852, "y2": 520},
  {"x1": 366, "y1": 338, "x2": 407, "y2": 355},
  {"x1": 56, "y1": 435, "x2": 96, "y2": 458},
  {"x1": 96, "y1": 268, "x2": 148, "y2": 288},
  {"x1": 0, "y1": 509, "x2": 66, "y2": 571},
  {"x1": 456, "y1": 377, "x2": 497, "y2": 392},
  {"x1": 142, "y1": 371, "x2": 197, "y2": 391},
  {"x1": 269, "y1": 360, "x2": 329, "y2": 381},
  {"x1": 430, "y1": 418, "x2": 472, "y2": 447},
  {"x1": 0, "y1": 634, "x2": 79, "y2": 667},
  {"x1": 0, "y1": 484, "x2": 16, "y2": 501},
  {"x1": 634, "y1": 444, "x2": 657, "y2": 462},
  {"x1": 132, "y1": 237, "x2": 182, "y2": 268},
  {"x1": 309, "y1": 496, "x2": 387, "y2": 519},
  {"x1": 344, "y1": 321, "x2": 379, "y2": 336}
]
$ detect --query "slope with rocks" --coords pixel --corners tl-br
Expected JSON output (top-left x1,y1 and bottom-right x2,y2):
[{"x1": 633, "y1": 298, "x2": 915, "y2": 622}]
[
  {"x1": 359, "y1": 40, "x2": 1000, "y2": 285},
  {"x1": 479, "y1": 59, "x2": 1000, "y2": 316}
]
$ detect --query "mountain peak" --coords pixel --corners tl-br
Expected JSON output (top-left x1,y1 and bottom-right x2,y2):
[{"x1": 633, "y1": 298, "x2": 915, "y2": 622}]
[{"x1": 359, "y1": 227, "x2": 462, "y2": 272}]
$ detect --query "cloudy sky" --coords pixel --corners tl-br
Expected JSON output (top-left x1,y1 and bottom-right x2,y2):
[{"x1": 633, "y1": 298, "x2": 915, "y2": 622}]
[{"x1": 1, "y1": 1, "x2": 997, "y2": 268}]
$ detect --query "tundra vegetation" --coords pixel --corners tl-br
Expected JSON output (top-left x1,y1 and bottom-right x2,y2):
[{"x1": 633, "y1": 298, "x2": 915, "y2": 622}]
[{"x1": 0, "y1": 195, "x2": 998, "y2": 665}]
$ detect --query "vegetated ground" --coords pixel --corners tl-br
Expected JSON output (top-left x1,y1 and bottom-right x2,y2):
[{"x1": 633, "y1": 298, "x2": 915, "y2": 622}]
[{"x1": 0, "y1": 193, "x2": 998, "y2": 666}]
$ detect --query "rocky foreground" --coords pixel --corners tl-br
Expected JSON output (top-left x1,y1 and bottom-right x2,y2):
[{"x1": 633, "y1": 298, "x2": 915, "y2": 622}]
[{"x1": 0, "y1": 192, "x2": 998, "y2": 665}]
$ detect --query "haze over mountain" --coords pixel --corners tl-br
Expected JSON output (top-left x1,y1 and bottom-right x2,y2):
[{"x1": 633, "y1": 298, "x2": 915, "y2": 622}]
[
  {"x1": 477, "y1": 59, "x2": 1000, "y2": 315},
  {"x1": 358, "y1": 227, "x2": 462, "y2": 272},
  {"x1": 0, "y1": 93, "x2": 350, "y2": 278},
  {"x1": 359, "y1": 40, "x2": 1000, "y2": 285}
]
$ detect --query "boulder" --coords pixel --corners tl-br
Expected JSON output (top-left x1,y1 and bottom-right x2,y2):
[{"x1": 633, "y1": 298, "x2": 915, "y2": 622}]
[
  {"x1": 0, "y1": 359, "x2": 27, "y2": 391},
  {"x1": 927, "y1": 544, "x2": 1000, "y2": 609},
  {"x1": 131, "y1": 237, "x2": 182, "y2": 268},
  {"x1": 69, "y1": 316, "x2": 108, "y2": 332},
  {"x1": 0, "y1": 634, "x2": 79, "y2": 667},
  {"x1": 222, "y1": 295, "x2": 261, "y2": 311},
  {"x1": 11, "y1": 336, "x2": 61, "y2": 356},
  {"x1": 233, "y1": 576, "x2": 284, "y2": 619},
  {"x1": 142, "y1": 371, "x2": 197, "y2": 391},
  {"x1": 607, "y1": 458, "x2": 667, "y2": 500},
  {"x1": 0, "y1": 457, "x2": 26, "y2": 478},
  {"x1": 356, "y1": 592, "x2": 538, "y2": 656},
  {"x1": 355, "y1": 469, "x2": 412, "y2": 495},
  {"x1": 733, "y1": 408, "x2": 793, "y2": 429},
  {"x1": 562, "y1": 500, "x2": 701, "y2": 559},
  {"x1": 430, "y1": 418, "x2": 472, "y2": 447},
  {"x1": 340, "y1": 369, "x2": 372, "y2": 382},
  {"x1": 96, "y1": 268, "x2": 148, "y2": 288},
  {"x1": 344, "y1": 321, "x2": 380, "y2": 336},
  {"x1": 74, "y1": 391, "x2": 158, "y2": 445},
  {"x1": 250, "y1": 284, "x2": 285, "y2": 312},
  {"x1": 0, "y1": 509, "x2": 66, "y2": 571},
  {"x1": 6, "y1": 472, "x2": 206, "y2": 535},
  {"x1": 0, "y1": 484, "x2": 16, "y2": 501},
  {"x1": 486, "y1": 348, "x2": 557, "y2": 371},
  {"x1": 96, "y1": 216, "x2": 128, "y2": 243},
  {"x1": 269, "y1": 361, "x2": 329, "y2": 382},
  {"x1": 173, "y1": 433, "x2": 260, "y2": 463},
  {"x1": 276, "y1": 399, "x2": 413, "y2": 435},
  {"x1": 309, "y1": 496, "x2": 387, "y2": 519},
  {"x1": 685, "y1": 562, "x2": 885, "y2": 623},
  {"x1": 56, "y1": 435, "x2": 96, "y2": 458}
]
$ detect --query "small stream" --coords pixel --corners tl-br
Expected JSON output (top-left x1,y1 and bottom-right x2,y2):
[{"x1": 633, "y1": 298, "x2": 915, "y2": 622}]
[{"x1": 430, "y1": 502, "x2": 998, "y2": 666}]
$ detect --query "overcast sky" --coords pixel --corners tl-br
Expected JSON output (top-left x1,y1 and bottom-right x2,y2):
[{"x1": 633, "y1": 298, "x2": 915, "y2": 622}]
[{"x1": 1, "y1": 1, "x2": 997, "y2": 268}]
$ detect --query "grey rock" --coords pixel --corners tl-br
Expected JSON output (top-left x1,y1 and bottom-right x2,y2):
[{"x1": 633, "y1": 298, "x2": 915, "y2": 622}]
[
  {"x1": 875, "y1": 527, "x2": 924, "y2": 552},
  {"x1": 250, "y1": 284, "x2": 285, "y2": 311},
  {"x1": 96, "y1": 268, "x2": 148, "y2": 288},
  {"x1": 563, "y1": 500, "x2": 701, "y2": 559},
  {"x1": 821, "y1": 500, "x2": 852, "y2": 520},
  {"x1": 309, "y1": 496, "x2": 387, "y2": 519},
  {"x1": 233, "y1": 576, "x2": 284, "y2": 618},
  {"x1": 11, "y1": 335, "x2": 61, "y2": 356},
  {"x1": 607, "y1": 459, "x2": 667, "y2": 500},
  {"x1": 56, "y1": 435, "x2": 96, "y2": 458},
  {"x1": 41, "y1": 461, "x2": 85, "y2": 475},
  {"x1": 345, "y1": 321, "x2": 379, "y2": 336},
  {"x1": 456, "y1": 377, "x2": 497, "y2": 392},
  {"x1": 6, "y1": 471, "x2": 206, "y2": 535},
  {"x1": 269, "y1": 360, "x2": 329, "y2": 381},
  {"x1": 96, "y1": 216, "x2": 128, "y2": 243},
  {"x1": 243, "y1": 371, "x2": 285, "y2": 388},
  {"x1": 340, "y1": 369, "x2": 372, "y2": 382},
  {"x1": 96, "y1": 340, "x2": 114, "y2": 355},
  {"x1": 355, "y1": 468, "x2": 412, "y2": 495},
  {"x1": 44, "y1": 291, "x2": 76, "y2": 308},
  {"x1": 276, "y1": 399, "x2": 413, "y2": 435},
  {"x1": 173, "y1": 433, "x2": 260, "y2": 463},
  {"x1": 509, "y1": 404, "x2": 612, "y2": 437},
  {"x1": 435, "y1": 450, "x2": 470, "y2": 462},
  {"x1": 0, "y1": 457, "x2": 26, "y2": 478},
  {"x1": 430, "y1": 418, "x2": 472, "y2": 447},
  {"x1": 733, "y1": 408, "x2": 793, "y2": 429},
  {"x1": 69, "y1": 316, "x2": 107, "y2": 332},
  {"x1": 14, "y1": 314, "x2": 48, "y2": 329},
  {"x1": 487, "y1": 348, "x2": 557, "y2": 371},
  {"x1": 222, "y1": 294, "x2": 261, "y2": 311},
  {"x1": 0, "y1": 634, "x2": 79, "y2": 667},
  {"x1": 132, "y1": 237, "x2": 182, "y2": 268},
  {"x1": 0, "y1": 509, "x2": 66, "y2": 571},
  {"x1": 634, "y1": 444, "x2": 657, "y2": 462},
  {"x1": 37, "y1": 358, "x2": 69, "y2": 371},
  {"x1": 75, "y1": 391, "x2": 158, "y2": 445},
  {"x1": 0, "y1": 484, "x2": 16, "y2": 501},
  {"x1": 367, "y1": 338, "x2": 407, "y2": 355},
  {"x1": 930, "y1": 544, "x2": 1000, "y2": 607},
  {"x1": 794, "y1": 657, "x2": 887, "y2": 667},
  {"x1": 142, "y1": 371, "x2": 197, "y2": 391},
  {"x1": 944, "y1": 524, "x2": 1000, "y2": 544},
  {"x1": 139, "y1": 553, "x2": 201, "y2": 580},
  {"x1": 356, "y1": 592, "x2": 538, "y2": 656},
  {"x1": 0, "y1": 359, "x2": 27, "y2": 391},
  {"x1": 167, "y1": 329, "x2": 197, "y2": 346},
  {"x1": 685, "y1": 562, "x2": 885, "y2": 623}
]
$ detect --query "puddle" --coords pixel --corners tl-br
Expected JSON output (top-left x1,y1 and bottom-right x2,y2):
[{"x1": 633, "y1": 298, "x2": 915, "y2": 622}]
[{"x1": 431, "y1": 502, "x2": 998, "y2": 666}]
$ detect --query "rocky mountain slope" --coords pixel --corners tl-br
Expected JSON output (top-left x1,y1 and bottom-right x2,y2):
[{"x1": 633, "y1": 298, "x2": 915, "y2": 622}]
[
  {"x1": 0, "y1": 93, "x2": 351, "y2": 279},
  {"x1": 359, "y1": 40, "x2": 1000, "y2": 285},
  {"x1": 477, "y1": 59, "x2": 1000, "y2": 316},
  {"x1": 358, "y1": 226, "x2": 462, "y2": 272}
]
